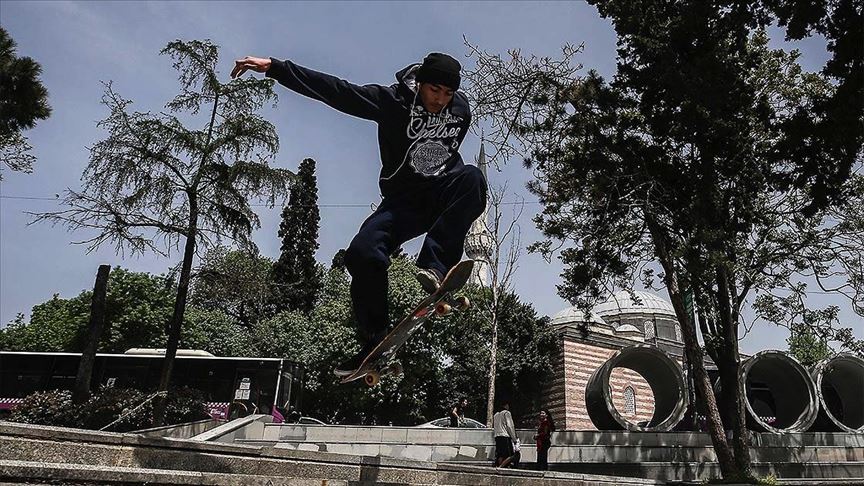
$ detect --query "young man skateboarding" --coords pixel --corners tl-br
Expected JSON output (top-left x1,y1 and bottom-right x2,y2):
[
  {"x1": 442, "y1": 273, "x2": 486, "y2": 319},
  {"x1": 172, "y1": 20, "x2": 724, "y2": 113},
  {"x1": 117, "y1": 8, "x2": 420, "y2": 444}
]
[{"x1": 231, "y1": 52, "x2": 486, "y2": 374}]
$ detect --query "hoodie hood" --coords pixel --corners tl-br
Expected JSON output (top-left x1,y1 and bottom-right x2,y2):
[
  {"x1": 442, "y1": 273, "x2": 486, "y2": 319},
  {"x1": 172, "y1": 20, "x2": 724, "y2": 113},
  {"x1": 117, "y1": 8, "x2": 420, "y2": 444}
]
[{"x1": 395, "y1": 63, "x2": 422, "y2": 96}]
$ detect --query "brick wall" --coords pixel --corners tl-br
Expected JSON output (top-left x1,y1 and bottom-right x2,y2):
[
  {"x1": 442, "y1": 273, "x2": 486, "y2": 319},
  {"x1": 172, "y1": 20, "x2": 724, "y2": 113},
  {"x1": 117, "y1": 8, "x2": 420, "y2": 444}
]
[{"x1": 538, "y1": 336, "x2": 663, "y2": 430}]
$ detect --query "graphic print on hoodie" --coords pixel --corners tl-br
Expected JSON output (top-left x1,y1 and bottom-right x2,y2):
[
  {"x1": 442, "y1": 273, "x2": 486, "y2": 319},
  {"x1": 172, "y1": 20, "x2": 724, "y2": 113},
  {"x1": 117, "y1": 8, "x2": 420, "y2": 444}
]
[{"x1": 265, "y1": 59, "x2": 471, "y2": 197}]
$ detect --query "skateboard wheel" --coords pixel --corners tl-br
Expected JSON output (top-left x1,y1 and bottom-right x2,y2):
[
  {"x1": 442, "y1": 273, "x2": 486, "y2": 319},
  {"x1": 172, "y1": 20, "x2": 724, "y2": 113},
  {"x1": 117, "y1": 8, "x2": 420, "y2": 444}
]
[
  {"x1": 455, "y1": 296, "x2": 470, "y2": 311},
  {"x1": 435, "y1": 302, "x2": 452, "y2": 316},
  {"x1": 364, "y1": 371, "x2": 380, "y2": 387}
]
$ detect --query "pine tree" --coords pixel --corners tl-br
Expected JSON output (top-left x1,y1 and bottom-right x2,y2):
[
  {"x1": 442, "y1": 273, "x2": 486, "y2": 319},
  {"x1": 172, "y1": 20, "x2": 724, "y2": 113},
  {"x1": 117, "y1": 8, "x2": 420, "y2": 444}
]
[
  {"x1": 273, "y1": 158, "x2": 322, "y2": 313},
  {"x1": 0, "y1": 27, "x2": 51, "y2": 179}
]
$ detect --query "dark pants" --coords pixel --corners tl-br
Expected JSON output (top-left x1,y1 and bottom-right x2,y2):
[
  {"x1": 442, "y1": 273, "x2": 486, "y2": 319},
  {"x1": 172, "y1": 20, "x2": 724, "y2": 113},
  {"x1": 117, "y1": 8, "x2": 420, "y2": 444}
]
[
  {"x1": 537, "y1": 440, "x2": 551, "y2": 470},
  {"x1": 495, "y1": 436, "x2": 514, "y2": 461},
  {"x1": 344, "y1": 164, "x2": 486, "y2": 342}
]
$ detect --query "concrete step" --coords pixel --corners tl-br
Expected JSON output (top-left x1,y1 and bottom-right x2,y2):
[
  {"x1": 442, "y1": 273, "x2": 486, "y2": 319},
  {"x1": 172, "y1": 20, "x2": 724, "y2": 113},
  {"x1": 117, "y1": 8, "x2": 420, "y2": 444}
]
[
  {"x1": 0, "y1": 460, "x2": 346, "y2": 486},
  {"x1": 670, "y1": 479, "x2": 864, "y2": 486},
  {"x1": 241, "y1": 438, "x2": 864, "y2": 465},
  {"x1": 263, "y1": 424, "x2": 864, "y2": 448},
  {"x1": 553, "y1": 461, "x2": 864, "y2": 482},
  {"x1": 0, "y1": 422, "x2": 660, "y2": 486}
]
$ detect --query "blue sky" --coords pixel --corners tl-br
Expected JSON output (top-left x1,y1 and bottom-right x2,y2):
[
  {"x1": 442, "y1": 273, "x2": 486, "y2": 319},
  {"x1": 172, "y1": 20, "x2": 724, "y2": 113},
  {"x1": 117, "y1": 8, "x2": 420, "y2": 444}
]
[{"x1": 1, "y1": 1, "x2": 859, "y2": 354}]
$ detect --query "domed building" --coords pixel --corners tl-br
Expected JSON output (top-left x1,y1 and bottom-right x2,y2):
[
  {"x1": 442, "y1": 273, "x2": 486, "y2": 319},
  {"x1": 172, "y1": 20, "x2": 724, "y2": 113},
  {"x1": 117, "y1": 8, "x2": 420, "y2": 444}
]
[{"x1": 541, "y1": 290, "x2": 687, "y2": 430}]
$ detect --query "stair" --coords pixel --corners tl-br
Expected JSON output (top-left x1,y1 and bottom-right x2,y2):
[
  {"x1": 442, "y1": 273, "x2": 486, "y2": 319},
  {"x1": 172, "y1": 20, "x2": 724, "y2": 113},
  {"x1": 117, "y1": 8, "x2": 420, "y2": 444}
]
[{"x1": 0, "y1": 421, "x2": 659, "y2": 485}]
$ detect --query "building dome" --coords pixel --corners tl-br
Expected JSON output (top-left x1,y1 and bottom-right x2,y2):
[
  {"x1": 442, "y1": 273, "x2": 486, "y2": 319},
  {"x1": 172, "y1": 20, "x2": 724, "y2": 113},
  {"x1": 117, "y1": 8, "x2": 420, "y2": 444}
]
[
  {"x1": 614, "y1": 323, "x2": 645, "y2": 341},
  {"x1": 551, "y1": 307, "x2": 608, "y2": 327},
  {"x1": 594, "y1": 290, "x2": 676, "y2": 318},
  {"x1": 615, "y1": 323, "x2": 643, "y2": 334}
]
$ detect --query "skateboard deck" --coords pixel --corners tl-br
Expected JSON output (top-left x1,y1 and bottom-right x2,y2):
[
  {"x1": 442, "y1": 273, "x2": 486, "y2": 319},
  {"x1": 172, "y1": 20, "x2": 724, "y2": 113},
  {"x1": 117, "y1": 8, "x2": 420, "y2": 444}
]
[{"x1": 339, "y1": 260, "x2": 475, "y2": 386}]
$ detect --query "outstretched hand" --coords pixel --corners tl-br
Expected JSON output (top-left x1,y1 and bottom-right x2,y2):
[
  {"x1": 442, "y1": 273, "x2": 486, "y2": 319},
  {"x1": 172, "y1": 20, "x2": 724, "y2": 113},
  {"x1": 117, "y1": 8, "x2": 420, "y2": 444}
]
[{"x1": 231, "y1": 56, "x2": 272, "y2": 79}]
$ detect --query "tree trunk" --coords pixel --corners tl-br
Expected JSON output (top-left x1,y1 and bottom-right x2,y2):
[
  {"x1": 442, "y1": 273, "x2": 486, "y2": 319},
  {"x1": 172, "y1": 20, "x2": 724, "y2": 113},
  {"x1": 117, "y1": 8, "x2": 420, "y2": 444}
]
[
  {"x1": 715, "y1": 268, "x2": 754, "y2": 479},
  {"x1": 646, "y1": 216, "x2": 740, "y2": 479},
  {"x1": 486, "y1": 303, "x2": 499, "y2": 428},
  {"x1": 153, "y1": 199, "x2": 198, "y2": 425},
  {"x1": 667, "y1": 278, "x2": 739, "y2": 478},
  {"x1": 72, "y1": 264, "x2": 111, "y2": 404},
  {"x1": 716, "y1": 345, "x2": 753, "y2": 478}
]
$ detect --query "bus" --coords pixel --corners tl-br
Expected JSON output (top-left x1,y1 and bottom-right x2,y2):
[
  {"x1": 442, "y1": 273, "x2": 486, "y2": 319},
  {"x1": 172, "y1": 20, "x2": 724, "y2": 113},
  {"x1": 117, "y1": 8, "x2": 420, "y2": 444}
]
[{"x1": 0, "y1": 350, "x2": 306, "y2": 421}]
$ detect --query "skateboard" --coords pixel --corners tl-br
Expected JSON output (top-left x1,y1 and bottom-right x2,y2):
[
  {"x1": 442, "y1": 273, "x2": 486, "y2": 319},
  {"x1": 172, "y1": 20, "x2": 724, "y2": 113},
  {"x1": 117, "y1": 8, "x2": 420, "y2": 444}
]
[{"x1": 339, "y1": 260, "x2": 475, "y2": 387}]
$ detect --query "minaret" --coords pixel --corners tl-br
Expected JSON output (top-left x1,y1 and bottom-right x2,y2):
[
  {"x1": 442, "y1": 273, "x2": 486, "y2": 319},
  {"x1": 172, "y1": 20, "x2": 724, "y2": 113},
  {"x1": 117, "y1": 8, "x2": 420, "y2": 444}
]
[{"x1": 464, "y1": 142, "x2": 493, "y2": 286}]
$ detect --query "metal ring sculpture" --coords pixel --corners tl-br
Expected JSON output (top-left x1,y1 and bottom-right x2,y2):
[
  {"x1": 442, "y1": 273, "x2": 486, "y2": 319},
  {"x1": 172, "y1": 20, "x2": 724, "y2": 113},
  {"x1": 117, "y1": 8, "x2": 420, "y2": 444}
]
[
  {"x1": 810, "y1": 353, "x2": 864, "y2": 433},
  {"x1": 585, "y1": 345, "x2": 688, "y2": 432}
]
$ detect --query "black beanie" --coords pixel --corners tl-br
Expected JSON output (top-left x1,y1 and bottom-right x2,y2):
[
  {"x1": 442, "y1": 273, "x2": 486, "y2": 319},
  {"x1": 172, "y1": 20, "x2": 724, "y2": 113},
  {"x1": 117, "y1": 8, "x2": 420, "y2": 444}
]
[{"x1": 415, "y1": 52, "x2": 461, "y2": 91}]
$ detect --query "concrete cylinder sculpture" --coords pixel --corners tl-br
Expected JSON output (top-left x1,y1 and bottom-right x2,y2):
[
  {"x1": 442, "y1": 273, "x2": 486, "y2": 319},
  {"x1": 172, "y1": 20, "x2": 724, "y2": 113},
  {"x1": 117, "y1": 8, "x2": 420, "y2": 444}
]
[
  {"x1": 741, "y1": 350, "x2": 819, "y2": 433},
  {"x1": 809, "y1": 353, "x2": 864, "y2": 433},
  {"x1": 585, "y1": 344, "x2": 688, "y2": 431}
]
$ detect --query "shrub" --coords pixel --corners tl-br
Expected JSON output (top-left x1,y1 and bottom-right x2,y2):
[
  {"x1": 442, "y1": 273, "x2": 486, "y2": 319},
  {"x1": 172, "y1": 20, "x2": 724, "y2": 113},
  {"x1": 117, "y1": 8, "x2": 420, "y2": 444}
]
[
  {"x1": 8, "y1": 387, "x2": 210, "y2": 432},
  {"x1": 80, "y1": 387, "x2": 152, "y2": 432},
  {"x1": 163, "y1": 386, "x2": 210, "y2": 425},
  {"x1": 9, "y1": 389, "x2": 81, "y2": 427}
]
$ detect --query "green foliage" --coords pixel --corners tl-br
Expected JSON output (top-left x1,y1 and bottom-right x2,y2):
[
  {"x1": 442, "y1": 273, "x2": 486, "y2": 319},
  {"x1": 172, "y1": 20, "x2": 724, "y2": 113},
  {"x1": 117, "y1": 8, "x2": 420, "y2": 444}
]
[
  {"x1": 787, "y1": 324, "x2": 833, "y2": 369},
  {"x1": 0, "y1": 266, "x2": 262, "y2": 355},
  {"x1": 95, "y1": 268, "x2": 175, "y2": 352},
  {"x1": 0, "y1": 26, "x2": 51, "y2": 179},
  {"x1": 1, "y1": 267, "x2": 174, "y2": 353},
  {"x1": 273, "y1": 158, "x2": 322, "y2": 314},
  {"x1": 191, "y1": 246, "x2": 278, "y2": 327},
  {"x1": 0, "y1": 296, "x2": 87, "y2": 351},
  {"x1": 181, "y1": 307, "x2": 255, "y2": 357},
  {"x1": 760, "y1": 0, "x2": 863, "y2": 213}
]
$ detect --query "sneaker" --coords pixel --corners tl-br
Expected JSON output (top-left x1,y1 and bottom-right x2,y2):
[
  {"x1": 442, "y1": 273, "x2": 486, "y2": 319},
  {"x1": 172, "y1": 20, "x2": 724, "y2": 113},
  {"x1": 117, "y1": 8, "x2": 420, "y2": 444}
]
[{"x1": 415, "y1": 268, "x2": 443, "y2": 294}]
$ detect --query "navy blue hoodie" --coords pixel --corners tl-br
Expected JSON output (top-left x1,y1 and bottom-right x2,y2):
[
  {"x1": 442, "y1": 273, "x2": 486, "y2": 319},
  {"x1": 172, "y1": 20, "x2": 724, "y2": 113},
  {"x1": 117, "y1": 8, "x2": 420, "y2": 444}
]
[{"x1": 266, "y1": 58, "x2": 471, "y2": 197}]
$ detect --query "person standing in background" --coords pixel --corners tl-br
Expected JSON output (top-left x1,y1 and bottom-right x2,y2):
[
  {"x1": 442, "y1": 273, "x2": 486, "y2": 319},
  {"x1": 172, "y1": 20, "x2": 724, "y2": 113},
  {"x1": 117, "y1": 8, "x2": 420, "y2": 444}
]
[{"x1": 534, "y1": 409, "x2": 555, "y2": 470}]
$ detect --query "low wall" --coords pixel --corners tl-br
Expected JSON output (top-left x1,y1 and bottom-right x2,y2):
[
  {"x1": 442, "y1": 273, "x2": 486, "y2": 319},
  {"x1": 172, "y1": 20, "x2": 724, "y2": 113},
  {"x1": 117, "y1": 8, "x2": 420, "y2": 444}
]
[{"x1": 133, "y1": 418, "x2": 224, "y2": 439}]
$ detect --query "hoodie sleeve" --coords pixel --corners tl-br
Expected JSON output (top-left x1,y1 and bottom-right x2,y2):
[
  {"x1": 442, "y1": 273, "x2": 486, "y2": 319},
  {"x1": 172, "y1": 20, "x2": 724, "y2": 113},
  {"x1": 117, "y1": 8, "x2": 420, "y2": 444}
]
[{"x1": 266, "y1": 58, "x2": 391, "y2": 122}]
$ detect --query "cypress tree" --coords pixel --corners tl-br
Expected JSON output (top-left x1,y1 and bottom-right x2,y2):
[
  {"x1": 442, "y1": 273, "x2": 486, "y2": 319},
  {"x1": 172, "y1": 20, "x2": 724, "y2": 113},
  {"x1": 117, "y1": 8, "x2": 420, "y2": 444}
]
[{"x1": 273, "y1": 158, "x2": 321, "y2": 313}]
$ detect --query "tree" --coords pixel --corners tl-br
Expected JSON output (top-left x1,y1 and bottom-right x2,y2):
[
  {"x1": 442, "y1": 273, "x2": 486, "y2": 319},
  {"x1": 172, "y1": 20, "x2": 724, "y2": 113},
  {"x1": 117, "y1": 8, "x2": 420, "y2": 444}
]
[
  {"x1": 760, "y1": 0, "x2": 863, "y2": 213},
  {"x1": 1, "y1": 297, "x2": 88, "y2": 352},
  {"x1": 73, "y1": 264, "x2": 111, "y2": 403},
  {"x1": 462, "y1": 2, "x2": 863, "y2": 480},
  {"x1": 33, "y1": 40, "x2": 294, "y2": 424},
  {"x1": 446, "y1": 284, "x2": 559, "y2": 427},
  {"x1": 477, "y1": 181, "x2": 526, "y2": 427},
  {"x1": 191, "y1": 245, "x2": 277, "y2": 327},
  {"x1": 788, "y1": 324, "x2": 832, "y2": 369},
  {"x1": 180, "y1": 307, "x2": 255, "y2": 357},
  {"x1": 0, "y1": 267, "x2": 175, "y2": 353},
  {"x1": 272, "y1": 158, "x2": 322, "y2": 313},
  {"x1": 0, "y1": 26, "x2": 51, "y2": 179}
]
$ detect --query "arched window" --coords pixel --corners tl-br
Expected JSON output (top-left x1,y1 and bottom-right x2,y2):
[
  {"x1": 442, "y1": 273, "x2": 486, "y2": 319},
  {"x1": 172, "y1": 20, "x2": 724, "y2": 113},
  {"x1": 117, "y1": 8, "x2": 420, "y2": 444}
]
[{"x1": 624, "y1": 386, "x2": 636, "y2": 415}]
